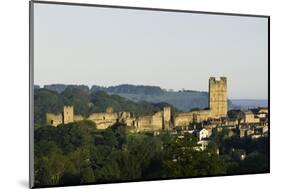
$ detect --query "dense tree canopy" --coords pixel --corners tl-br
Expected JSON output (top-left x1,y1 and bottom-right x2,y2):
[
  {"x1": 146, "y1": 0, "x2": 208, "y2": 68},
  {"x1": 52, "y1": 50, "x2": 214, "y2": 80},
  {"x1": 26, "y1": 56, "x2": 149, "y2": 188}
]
[
  {"x1": 34, "y1": 120, "x2": 269, "y2": 187},
  {"x1": 34, "y1": 89, "x2": 64, "y2": 124},
  {"x1": 34, "y1": 121, "x2": 230, "y2": 187}
]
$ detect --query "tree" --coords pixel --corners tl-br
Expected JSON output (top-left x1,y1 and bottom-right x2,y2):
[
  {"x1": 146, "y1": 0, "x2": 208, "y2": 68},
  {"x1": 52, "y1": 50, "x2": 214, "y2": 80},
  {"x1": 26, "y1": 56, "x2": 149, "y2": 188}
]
[
  {"x1": 62, "y1": 86, "x2": 91, "y2": 116},
  {"x1": 227, "y1": 110, "x2": 244, "y2": 126},
  {"x1": 111, "y1": 123, "x2": 128, "y2": 148},
  {"x1": 162, "y1": 133, "x2": 226, "y2": 178},
  {"x1": 236, "y1": 152, "x2": 269, "y2": 174},
  {"x1": 103, "y1": 129, "x2": 118, "y2": 149},
  {"x1": 81, "y1": 167, "x2": 95, "y2": 183},
  {"x1": 36, "y1": 151, "x2": 66, "y2": 185},
  {"x1": 207, "y1": 141, "x2": 219, "y2": 155},
  {"x1": 34, "y1": 89, "x2": 64, "y2": 124}
]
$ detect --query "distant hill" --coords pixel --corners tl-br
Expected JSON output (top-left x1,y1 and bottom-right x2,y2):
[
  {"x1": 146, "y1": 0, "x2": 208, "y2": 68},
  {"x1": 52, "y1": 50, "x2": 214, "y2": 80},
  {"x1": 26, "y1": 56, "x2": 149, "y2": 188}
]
[
  {"x1": 231, "y1": 99, "x2": 268, "y2": 109},
  {"x1": 38, "y1": 84, "x2": 236, "y2": 112},
  {"x1": 43, "y1": 84, "x2": 90, "y2": 93},
  {"x1": 34, "y1": 86, "x2": 175, "y2": 125},
  {"x1": 107, "y1": 90, "x2": 210, "y2": 112},
  {"x1": 91, "y1": 84, "x2": 236, "y2": 111}
]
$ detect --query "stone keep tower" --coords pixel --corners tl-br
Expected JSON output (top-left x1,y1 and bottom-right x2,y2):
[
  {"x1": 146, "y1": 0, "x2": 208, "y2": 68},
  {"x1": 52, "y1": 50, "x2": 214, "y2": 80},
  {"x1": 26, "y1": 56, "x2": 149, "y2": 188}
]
[
  {"x1": 63, "y1": 106, "x2": 74, "y2": 124},
  {"x1": 163, "y1": 106, "x2": 171, "y2": 130},
  {"x1": 209, "y1": 77, "x2": 227, "y2": 118}
]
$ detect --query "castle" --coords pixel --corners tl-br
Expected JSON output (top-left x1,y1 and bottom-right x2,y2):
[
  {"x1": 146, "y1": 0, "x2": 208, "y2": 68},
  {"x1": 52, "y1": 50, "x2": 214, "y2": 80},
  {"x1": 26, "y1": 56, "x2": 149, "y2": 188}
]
[{"x1": 46, "y1": 77, "x2": 228, "y2": 131}]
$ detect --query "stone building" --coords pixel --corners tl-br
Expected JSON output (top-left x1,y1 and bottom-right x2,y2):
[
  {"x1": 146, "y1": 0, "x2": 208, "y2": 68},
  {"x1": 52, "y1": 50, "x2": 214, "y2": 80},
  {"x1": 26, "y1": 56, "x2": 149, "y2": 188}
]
[
  {"x1": 251, "y1": 107, "x2": 268, "y2": 119},
  {"x1": 242, "y1": 111, "x2": 260, "y2": 124},
  {"x1": 196, "y1": 128, "x2": 209, "y2": 140}
]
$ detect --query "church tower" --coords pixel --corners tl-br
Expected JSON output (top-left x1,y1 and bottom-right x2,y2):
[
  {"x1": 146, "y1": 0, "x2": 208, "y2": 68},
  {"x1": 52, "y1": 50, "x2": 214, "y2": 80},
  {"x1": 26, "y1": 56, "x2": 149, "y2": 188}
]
[{"x1": 209, "y1": 77, "x2": 228, "y2": 118}]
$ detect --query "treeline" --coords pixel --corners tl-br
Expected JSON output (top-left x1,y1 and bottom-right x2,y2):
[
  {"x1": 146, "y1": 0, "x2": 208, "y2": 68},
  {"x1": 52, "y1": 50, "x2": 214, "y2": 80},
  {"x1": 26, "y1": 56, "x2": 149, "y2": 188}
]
[
  {"x1": 34, "y1": 87, "x2": 175, "y2": 125},
  {"x1": 36, "y1": 84, "x2": 237, "y2": 111},
  {"x1": 39, "y1": 84, "x2": 165, "y2": 95},
  {"x1": 34, "y1": 121, "x2": 226, "y2": 187}
]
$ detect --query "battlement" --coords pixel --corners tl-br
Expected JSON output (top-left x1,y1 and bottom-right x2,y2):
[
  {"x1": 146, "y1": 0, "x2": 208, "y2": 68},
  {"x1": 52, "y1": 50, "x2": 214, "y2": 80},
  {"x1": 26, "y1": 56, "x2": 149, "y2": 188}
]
[
  {"x1": 64, "y1": 105, "x2": 73, "y2": 108},
  {"x1": 209, "y1": 76, "x2": 227, "y2": 83},
  {"x1": 209, "y1": 77, "x2": 216, "y2": 81},
  {"x1": 163, "y1": 106, "x2": 171, "y2": 112}
]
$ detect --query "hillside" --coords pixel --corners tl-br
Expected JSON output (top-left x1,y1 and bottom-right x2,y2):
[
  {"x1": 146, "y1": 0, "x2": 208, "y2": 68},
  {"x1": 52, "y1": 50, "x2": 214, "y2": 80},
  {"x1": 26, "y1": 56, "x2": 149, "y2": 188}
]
[
  {"x1": 34, "y1": 86, "x2": 176, "y2": 125},
  {"x1": 91, "y1": 84, "x2": 236, "y2": 111},
  {"x1": 107, "y1": 90, "x2": 209, "y2": 112},
  {"x1": 44, "y1": 84, "x2": 89, "y2": 93},
  {"x1": 37, "y1": 84, "x2": 236, "y2": 112}
]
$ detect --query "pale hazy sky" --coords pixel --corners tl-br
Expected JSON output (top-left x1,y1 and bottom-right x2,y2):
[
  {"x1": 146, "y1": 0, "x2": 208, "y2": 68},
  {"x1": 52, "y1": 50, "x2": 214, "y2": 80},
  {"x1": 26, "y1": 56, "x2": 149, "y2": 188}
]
[{"x1": 34, "y1": 3, "x2": 268, "y2": 99}]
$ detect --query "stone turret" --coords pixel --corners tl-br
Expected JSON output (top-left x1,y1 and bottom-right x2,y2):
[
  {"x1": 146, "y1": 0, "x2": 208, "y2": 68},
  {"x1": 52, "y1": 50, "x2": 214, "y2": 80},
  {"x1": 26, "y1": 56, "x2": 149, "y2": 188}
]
[{"x1": 209, "y1": 77, "x2": 228, "y2": 118}]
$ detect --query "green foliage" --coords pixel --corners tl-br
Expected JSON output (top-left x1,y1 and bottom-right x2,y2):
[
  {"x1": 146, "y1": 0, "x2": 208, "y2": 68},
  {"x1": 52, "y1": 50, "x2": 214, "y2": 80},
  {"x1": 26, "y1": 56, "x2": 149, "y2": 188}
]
[
  {"x1": 89, "y1": 91, "x2": 161, "y2": 116},
  {"x1": 34, "y1": 89, "x2": 64, "y2": 124},
  {"x1": 106, "y1": 84, "x2": 164, "y2": 95},
  {"x1": 62, "y1": 86, "x2": 91, "y2": 116},
  {"x1": 162, "y1": 134, "x2": 226, "y2": 178},
  {"x1": 236, "y1": 152, "x2": 269, "y2": 173},
  {"x1": 210, "y1": 127, "x2": 269, "y2": 175},
  {"x1": 103, "y1": 129, "x2": 118, "y2": 148},
  {"x1": 108, "y1": 91, "x2": 209, "y2": 112},
  {"x1": 227, "y1": 110, "x2": 244, "y2": 125},
  {"x1": 38, "y1": 83, "x2": 238, "y2": 115},
  {"x1": 91, "y1": 84, "x2": 211, "y2": 111},
  {"x1": 81, "y1": 167, "x2": 96, "y2": 183},
  {"x1": 34, "y1": 87, "x2": 168, "y2": 125},
  {"x1": 110, "y1": 123, "x2": 128, "y2": 148},
  {"x1": 208, "y1": 140, "x2": 219, "y2": 155},
  {"x1": 34, "y1": 149, "x2": 65, "y2": 185},
  {"x1": 34, "y1": 118, "x2": 268, "y2": 187}
]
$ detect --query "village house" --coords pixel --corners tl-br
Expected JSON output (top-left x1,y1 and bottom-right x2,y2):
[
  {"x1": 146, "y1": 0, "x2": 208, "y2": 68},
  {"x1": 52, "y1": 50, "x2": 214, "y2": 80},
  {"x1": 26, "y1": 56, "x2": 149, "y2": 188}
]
[
  {"x1": 242, "y1": 110, "x2": 260, "y2": 124},
  {"x1": 196, "y1": 128, "x2": 209, "y2": 141}
]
